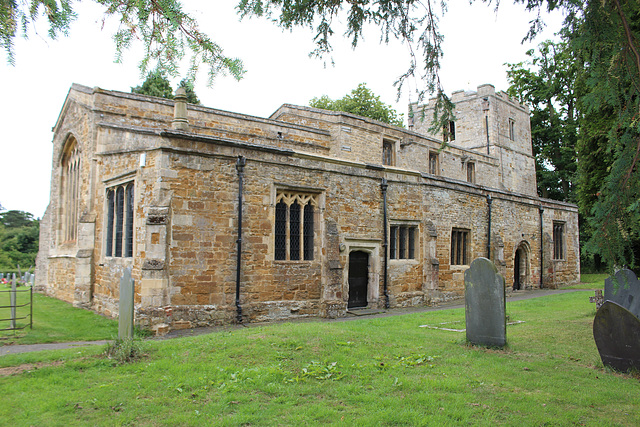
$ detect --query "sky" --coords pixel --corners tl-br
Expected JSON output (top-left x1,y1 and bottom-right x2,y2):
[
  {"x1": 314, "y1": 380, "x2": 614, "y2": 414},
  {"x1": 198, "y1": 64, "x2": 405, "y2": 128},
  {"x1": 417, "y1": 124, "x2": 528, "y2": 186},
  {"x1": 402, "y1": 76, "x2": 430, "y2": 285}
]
[{"x1": 0, "y1": 1, "x2": 563, "y2": 219}]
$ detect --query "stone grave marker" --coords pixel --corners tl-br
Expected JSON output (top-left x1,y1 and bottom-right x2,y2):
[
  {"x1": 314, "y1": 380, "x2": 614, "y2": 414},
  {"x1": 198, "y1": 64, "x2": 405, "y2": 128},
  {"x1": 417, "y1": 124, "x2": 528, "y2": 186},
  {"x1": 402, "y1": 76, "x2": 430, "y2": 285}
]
[
  {"x1": 118, "y1": 267, "x2": 135, "y2": 340},
  {"x1": 593, "y1": 300, "x2": 640, "y2": 372},
  {"x1": 465, "y1": 257, "x2": 506, "y2": 347},
  {"x1": 604, "y1": 269, "x2": 640, "y2": 319}
]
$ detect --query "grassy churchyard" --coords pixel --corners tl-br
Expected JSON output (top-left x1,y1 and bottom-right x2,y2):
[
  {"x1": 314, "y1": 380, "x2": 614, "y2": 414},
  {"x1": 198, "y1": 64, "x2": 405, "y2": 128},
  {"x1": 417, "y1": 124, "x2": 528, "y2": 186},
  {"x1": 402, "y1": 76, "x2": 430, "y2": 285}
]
[{"x1": 0, "y1": 275, "x2": 638, "y2": 425}]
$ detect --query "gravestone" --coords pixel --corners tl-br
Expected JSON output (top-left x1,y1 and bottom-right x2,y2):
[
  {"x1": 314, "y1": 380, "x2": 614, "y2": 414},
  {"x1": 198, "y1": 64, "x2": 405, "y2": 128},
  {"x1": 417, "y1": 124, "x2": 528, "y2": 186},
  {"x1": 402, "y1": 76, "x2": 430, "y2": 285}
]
[
  {"x1": 603, "y1": 269, "x2": 640, "y2": 319},
  {"x1": 465, "y1": 257, "x2": 506, "y2": 347},
  {"x1": 118, "y1": 267, "x2": 135, "y2": 340},
  {"x1": 593, "y1": 301, "x2": 640, "y2": 372}
]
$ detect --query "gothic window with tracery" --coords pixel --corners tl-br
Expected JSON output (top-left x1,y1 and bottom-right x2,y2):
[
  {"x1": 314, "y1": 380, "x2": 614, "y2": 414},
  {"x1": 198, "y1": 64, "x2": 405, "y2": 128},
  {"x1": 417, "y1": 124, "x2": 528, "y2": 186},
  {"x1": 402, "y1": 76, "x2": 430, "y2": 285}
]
[
  {"x1": 106, "y1": 182, "x2": 135, "y2": 257},
  {"x1": 61, "y1": 137, "x2": 80, "y2": 242},
  {"x1": 274, "y1": 192, "x2": 318, "y2": 261}
]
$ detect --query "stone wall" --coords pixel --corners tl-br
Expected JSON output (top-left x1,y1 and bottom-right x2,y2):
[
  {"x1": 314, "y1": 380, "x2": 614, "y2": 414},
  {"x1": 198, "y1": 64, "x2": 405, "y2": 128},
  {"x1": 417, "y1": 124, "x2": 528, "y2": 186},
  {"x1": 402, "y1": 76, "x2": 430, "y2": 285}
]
[
  {"x1": 410, "y1": 84, "x2": 537, "y2": 196},
  {"x1": 37, "y1": 83, "x2": 580, "y2": 331}
]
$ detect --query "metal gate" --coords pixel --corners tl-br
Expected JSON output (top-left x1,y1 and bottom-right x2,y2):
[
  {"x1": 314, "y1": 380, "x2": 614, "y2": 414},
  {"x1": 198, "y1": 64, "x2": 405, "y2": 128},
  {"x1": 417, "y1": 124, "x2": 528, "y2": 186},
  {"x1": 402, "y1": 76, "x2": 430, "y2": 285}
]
[{"x1": 0, "y1": 275, "x2": 33, "y2": 331}]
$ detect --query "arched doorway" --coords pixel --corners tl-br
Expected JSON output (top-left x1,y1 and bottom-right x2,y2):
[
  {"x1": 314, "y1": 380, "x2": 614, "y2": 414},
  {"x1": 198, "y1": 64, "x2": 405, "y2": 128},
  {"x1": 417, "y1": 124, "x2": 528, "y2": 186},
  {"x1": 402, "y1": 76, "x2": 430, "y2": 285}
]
[
  {"x1": 348, "y1": 251, "x2": 369, "y2": 308},
  {"x1": 513, "y1": 242, "x2": 530, "y2": 290}
]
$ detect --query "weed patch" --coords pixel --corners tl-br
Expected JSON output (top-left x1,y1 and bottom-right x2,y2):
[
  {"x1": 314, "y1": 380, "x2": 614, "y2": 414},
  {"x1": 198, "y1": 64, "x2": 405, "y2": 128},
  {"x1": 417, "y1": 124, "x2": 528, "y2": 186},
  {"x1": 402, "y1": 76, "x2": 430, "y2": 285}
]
[{"x1": 103, "y1": 339, "x2": 145, "y2": 364}]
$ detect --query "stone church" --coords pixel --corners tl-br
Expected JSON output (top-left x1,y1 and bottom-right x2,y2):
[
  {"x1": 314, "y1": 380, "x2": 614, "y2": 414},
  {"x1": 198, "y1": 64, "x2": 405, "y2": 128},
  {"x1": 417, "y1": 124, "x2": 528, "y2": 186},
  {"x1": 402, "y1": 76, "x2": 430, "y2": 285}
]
[{"x1": 35, "y1": 83, "x2": 579, "y2": 332}]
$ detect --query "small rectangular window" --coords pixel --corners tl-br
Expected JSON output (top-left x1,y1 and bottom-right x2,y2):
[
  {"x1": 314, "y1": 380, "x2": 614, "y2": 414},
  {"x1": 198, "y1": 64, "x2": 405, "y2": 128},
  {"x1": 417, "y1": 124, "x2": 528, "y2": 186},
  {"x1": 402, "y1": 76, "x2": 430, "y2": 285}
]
[
  {"x1": 450, "y1": 228, "x2": 469, "y2": 265},
  {"x1": 553, "y1": 222, "x2": 565, "y2": 260},
  {"x1": 467, "y1": 162, "x2": 475, "y2": 183},
  {"x1": 382, "y1": 140, "x2": 394, "y2": 166},
  {"x1": 443, "y1": 121, "x2": 456, "y2": 142},
  {"x1": 509, "y1": 119, "x2": 515, "y2": 141},
  {"x1": 429, "y1": 152, "x2": 439, "y2": 175},
  {"x1": 105, "y1": 182, "x2": 134, "y2": 258},
  {"x1": 390, "y1": 225, "x2": 418, "y2": 260}
]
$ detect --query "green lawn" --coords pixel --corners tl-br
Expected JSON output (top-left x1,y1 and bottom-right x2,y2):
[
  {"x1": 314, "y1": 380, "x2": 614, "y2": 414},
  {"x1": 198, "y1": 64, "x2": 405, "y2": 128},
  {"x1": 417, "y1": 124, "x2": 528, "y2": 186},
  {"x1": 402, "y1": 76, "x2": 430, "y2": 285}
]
[
  {"x1": 1, "y1": 291, "x2": 638, "y2": 426},
  {"x1": 558, "y1": 273, "x2": 609, "y2": 290},
  {"x1": 0, "y1": 273, "x2": 611, "y2": 346},
  {"x1": 1, "y1": 288, "x2": 118, "y2": 345}
]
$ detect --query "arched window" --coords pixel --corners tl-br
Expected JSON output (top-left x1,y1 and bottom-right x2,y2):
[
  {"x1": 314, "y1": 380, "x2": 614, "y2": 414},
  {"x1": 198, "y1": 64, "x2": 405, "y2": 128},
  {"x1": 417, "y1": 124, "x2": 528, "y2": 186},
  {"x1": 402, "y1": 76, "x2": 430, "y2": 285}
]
[
  {"x1": 61, "y1": 137, "x2": 80, "y2": 242},
  {"x1": 105, "y1": 182, "x2": 135, "y2": 257}
]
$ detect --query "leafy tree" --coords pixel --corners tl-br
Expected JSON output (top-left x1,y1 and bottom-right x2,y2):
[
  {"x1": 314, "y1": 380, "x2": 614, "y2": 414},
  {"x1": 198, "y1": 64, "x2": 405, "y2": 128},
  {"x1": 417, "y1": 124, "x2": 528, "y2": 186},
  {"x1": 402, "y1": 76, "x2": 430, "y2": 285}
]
[
  {"x1": 506, "y1": 40, "x2": 578, "y2": 202},
  {"x1": 0, "y1": 210, "x2": 39, "y2": 270},
  {"x1": 310, "y1": 83, "x2": 404, "y2": 127},
  {"x1": 2, "y1": 0, "x2": 245, "y2": 83}
]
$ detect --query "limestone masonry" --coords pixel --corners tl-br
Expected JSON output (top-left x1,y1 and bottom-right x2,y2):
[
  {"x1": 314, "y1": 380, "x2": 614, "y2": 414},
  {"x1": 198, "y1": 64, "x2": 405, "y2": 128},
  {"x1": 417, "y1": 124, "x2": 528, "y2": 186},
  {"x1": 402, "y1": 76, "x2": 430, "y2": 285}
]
[{"x1": 36, "y1": 83, "x2": 579, "y2": 333}]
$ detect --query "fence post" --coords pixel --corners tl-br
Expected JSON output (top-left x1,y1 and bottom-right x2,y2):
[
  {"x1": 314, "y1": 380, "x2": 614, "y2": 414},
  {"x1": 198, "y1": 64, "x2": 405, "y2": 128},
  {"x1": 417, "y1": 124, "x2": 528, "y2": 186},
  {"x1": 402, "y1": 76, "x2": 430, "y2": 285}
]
[
  {"x1": 10, "y1": 273, "x2": 16, "y2": 330},
  {"x1": 30, "y1": 280, "x2": 33, "y2": 330}
]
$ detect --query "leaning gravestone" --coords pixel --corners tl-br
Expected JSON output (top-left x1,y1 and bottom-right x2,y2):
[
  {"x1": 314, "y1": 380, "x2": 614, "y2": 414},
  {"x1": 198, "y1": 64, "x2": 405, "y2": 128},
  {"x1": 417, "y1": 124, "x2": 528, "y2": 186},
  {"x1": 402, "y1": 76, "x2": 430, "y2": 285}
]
[
  {"x1": 465, "y1": 257, "x2": 506, "y2": 347},
  {"x1": 593, "y1": 301, "x2": 640, "y2": 372},
  {"x1": 603, "y1": 269, "x2": 640, "y2": 319},
  {"x1": 118, "y1": 267, "x2": 135, "y2": 340},
  {"x1": 593, "y1": 269, "x2": 640, "y2": 372}
]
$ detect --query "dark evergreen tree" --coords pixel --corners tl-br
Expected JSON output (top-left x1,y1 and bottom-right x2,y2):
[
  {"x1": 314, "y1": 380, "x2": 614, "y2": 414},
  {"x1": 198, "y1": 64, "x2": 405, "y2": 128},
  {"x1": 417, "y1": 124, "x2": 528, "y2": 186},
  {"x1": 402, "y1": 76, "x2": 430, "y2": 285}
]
[
  {"x1": 572, "y1": 0, "x2": 640, "y2": 271},
  {"x1": 178, "y1": 79, "x2": 201, "y2": 105},
  {"x1": 132, "y1": 71, "x2": 175, "y2": 100}
]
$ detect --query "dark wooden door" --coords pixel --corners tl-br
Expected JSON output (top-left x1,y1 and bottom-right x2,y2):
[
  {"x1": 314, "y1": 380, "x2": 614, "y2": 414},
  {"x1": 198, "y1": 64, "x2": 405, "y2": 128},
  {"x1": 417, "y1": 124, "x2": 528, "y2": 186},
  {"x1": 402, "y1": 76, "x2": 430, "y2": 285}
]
[
  {"x1": 348, "y1": 251, "x2": 369, "y2": 308},
  {"x1": 514, "y1": 249, "x2": 521, "y2": 290}
]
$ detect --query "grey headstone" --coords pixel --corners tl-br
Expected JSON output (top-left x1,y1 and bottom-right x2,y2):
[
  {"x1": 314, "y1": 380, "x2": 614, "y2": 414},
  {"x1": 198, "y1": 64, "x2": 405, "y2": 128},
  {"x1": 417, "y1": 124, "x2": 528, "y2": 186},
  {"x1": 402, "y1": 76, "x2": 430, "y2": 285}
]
[
  {"x1": 465, "y1": 257, "x2": 506, "y2": 347},
  {"x1": 30, "y1": 273, "x2": 35, "y2": 286},
  {"x1": 593, "y1": 301, "x2": 640, "y2": 372},
  {"x1": 604, "y1": 269, "x2": 640, "y2": 319},
  {"x1": 118, "y1": 267, "x2": 135, "y2": 340}
]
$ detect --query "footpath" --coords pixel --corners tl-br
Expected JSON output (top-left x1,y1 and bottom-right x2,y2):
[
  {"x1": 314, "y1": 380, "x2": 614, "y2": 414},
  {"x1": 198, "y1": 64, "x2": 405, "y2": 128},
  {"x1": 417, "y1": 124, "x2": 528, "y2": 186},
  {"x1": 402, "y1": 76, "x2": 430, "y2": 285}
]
[{"x1": 0, "y1": 288, "x2": 581, "y2": 356}]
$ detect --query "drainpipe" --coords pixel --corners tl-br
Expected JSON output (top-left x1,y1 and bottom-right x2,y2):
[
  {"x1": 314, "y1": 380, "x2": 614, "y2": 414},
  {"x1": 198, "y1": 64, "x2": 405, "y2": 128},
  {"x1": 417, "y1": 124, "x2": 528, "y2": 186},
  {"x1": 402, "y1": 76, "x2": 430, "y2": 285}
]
[
  {"x1": 539, "y1": 205, "x2": 544, "y2": 289},
  {"x1": 486, "y1": 194, "x2": 492, "y2": 259},
  {"x1": 235, "y1": 156, "x2": 246, "y2": 323},
  {"x1": 381, "y1": 178, "x2": 390, "y2": 309}
]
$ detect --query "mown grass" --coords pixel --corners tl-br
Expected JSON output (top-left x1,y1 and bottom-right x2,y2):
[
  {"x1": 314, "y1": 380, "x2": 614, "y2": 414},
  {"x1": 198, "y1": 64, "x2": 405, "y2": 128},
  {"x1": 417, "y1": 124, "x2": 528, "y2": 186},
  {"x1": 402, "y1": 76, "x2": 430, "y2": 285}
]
[
  {"x1": 0, "y1": 273, "x2": 610, "y2": 345},
  {"x1": 1, "y1": 291, "x2": 638, "y2": 426},
  {"x1": 0, "y1": 288, "x2": 118, "y2": 345},
  {"x1": 558, "y1": 273, "x2": 608, "y2": 290}
]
